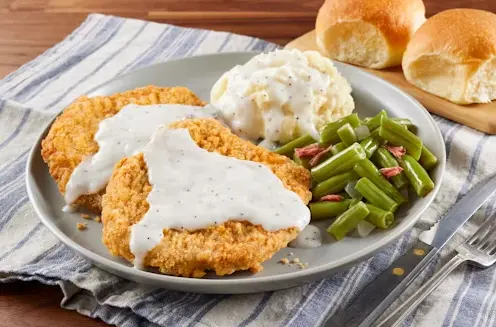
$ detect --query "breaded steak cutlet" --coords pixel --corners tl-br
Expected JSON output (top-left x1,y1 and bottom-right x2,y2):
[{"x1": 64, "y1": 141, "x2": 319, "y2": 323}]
[
  {"x1": 41, "y1": 86, "x2": 205, "y2": 213},
  {"x1": 101, "y1": 118, "x2": 312, "y2": 278}
]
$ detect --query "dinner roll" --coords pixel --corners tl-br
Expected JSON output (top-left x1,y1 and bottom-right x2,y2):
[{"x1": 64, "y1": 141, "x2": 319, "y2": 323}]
[
  {"x1": 316, "y1": 0, "x2": 426, "y2": 69},
  {"x1": 402, "y1": 9, "x2": 496, "y2": 104}
]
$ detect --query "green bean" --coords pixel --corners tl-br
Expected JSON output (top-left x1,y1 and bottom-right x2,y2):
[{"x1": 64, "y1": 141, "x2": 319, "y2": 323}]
[
  {"x1": 331, "y1": 142, "x2": 347, "y2": 155},
  {"x1": 309, "y1": 200, "x2": 353, "y2": 220},
  {"x1": 327, "y1": 201, "x2": 370, "y2": 240},
  {"x1": 371, "y1": 147, "x2": 409, "y2": 189},
  {"x1": 369, "y1": 128, "x2": 385, "y2": 143},
  {"x1": 364, "y1": 204, "x2": 394, "y2": 229},
  {"x1": 337, "y1": 123, "x2": 358, "y2": 146},
  {"x1": 399, "y1": 155, "x2": 435, "y2": 197},
  {"x1": 338, "y1": 192, "x2": 352, "y2": 199},
  {"x1": 355, "y1": 177, "x2": 399, "y2": 212},
  {"x1": 320, "y1": 114, "x2": 361, "y2": 144},
  {"x1": 311, "y1": 143, "x2": 366, "y2": 182},
  {"x1": 274, "y1": 134, "x2": 316, "y2": 157},
  {"x1": 293, "y1": 153, "x2": 311, "y2": 169},
  {"x1": 312, "y1": 171, "x2": 359, "y2": 199},
  {"x1": 419, "y1": 145, "x2": 438, "y2": 171},
  {"x1": 391, "y1": 118, "x2": 416, "y2": 132},
  {"x1": 365, "y1": 110, "x2": 387, "y2": 131},
  {"x1": 349, "y1": 199, "x2": 361, "y2": 207},
  {"x1": 379, "y1": 118, "x2": 423, "y2": 160},
  {"x1": 360, "y1": 135, "x2": 381, "y2": 158},
  {"x1": 318, "y1": 140, "x2": 333, "y2": 148},
  {"x1": 353, "y1": 158, "x2": 406, "y2": 204},
  {"x1": 311, "y1": 178, "x2": 318, "y2": 189}
]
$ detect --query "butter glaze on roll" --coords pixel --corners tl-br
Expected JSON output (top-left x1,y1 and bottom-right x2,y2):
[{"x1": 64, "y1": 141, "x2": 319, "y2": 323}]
[
  {"x1": 316, "y1": 0, "x2": 426, "y2": 69},
  {"x1": 402, "y1": 9, "x2": 496, "y2": 105}
]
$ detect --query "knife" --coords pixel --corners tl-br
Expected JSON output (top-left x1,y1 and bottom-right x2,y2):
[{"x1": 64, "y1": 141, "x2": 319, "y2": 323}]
[{"x1": 323, "y1": 173, "x2": 496, "y2": 327}]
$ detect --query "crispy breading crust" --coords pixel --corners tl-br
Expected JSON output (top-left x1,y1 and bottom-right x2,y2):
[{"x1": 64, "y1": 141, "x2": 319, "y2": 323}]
[
  {"x1": 102, "y1": 118, "x2": 312, "y2": 278},
  {"x1": 41, "y1": 86, "x2": 205, "y2": 213}
]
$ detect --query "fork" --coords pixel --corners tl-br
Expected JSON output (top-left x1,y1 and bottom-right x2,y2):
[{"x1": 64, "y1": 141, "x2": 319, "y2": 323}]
[{"x1": 376, "y1": 217, "x2": 496, "y2": 327}]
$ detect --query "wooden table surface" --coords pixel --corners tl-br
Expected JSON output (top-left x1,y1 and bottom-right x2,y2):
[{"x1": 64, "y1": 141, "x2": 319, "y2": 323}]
[{"x1": 1, "y1": 0, "x2": 495, "y2": 326}]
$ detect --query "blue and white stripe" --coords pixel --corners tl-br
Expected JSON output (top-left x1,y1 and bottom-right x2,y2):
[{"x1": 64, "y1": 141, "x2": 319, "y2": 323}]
[{"x1": 1, "y1": 13, "x2": 495, "y2": 327}]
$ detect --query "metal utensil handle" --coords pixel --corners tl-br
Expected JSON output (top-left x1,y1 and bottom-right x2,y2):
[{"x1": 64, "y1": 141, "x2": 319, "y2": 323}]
[
  {"x1": 376, "y1": 254, "x2": 466, "y2": 327},
  {"x1": 324, "y1": 241, "x2": 436, "y2": 327}
]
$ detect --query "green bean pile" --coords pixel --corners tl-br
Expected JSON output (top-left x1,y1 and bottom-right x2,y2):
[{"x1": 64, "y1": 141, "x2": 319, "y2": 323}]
[{"x1": 274, "y1": 110, "x2": 438, "y2": 241}]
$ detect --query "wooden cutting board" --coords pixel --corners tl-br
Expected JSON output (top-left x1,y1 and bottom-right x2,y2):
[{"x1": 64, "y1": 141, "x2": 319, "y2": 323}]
[{"x1": 285, "y1": 30, "x2": 496, "y2": 134}]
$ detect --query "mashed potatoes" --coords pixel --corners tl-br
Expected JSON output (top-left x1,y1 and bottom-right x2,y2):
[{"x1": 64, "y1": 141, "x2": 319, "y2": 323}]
[{"x1": 210, "y1": 49, "x2": 355, "y2": 143}]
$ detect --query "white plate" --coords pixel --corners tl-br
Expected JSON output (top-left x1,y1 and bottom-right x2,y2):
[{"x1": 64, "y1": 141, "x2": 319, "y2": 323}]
[{"x1": 26, "y1": 52, "x2": 446, "y2": 294}]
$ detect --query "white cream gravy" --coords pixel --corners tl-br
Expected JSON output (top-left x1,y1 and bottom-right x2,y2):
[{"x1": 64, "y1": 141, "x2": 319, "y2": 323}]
[
  {"x1": 289, "y1": 224, "x2": 322, "y2": 248},
  {"x1": 130, "y1": 127, "x2": 311, "y2": 268},
  {"x1": 64, "y1": 104, "x2": 215, "y2": 204}
]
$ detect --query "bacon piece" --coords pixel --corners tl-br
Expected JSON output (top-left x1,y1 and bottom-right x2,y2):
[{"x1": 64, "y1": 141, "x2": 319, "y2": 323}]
[
  {"x1": 309, "y1": 146, "x2": 332, "y2": 167},
  {"x1": 320, "y1": 194, "x2": 344, "y2": 202},
  {"x1": 294, "y1": 143, "x2": 323, "y2": 158},
  {"x1": 380, "y1": 167, "x2": 404, "y2": 179},
  {"x1": 384, "y1": 145, "x2": 406, "y2": 159}
]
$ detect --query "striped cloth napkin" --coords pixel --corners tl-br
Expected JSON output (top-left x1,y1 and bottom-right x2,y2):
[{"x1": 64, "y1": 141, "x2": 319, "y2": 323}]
[{"x1": 1, "y1": 13, "x2": 496, "y2": 327}]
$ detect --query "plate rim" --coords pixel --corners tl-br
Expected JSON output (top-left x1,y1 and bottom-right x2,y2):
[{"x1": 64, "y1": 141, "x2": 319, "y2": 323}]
[{"x1": 26, "y1": 51, "x2": 446, "y2": 291}]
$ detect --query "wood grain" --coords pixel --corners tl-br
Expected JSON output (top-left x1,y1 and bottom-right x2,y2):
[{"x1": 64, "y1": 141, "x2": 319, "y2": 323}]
[
  {"x1": 286, "y1": 30, "x2": 496, "y2": 134},
  {"x1": 1, "y1": 1, "x2": 495, "y2": 327},
  {"x1": 1, "y1": 0, "x2": 495, "y2": 77},
  {"x1": 0, "y1": 282, "x2": 107, "y2": 327}
]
